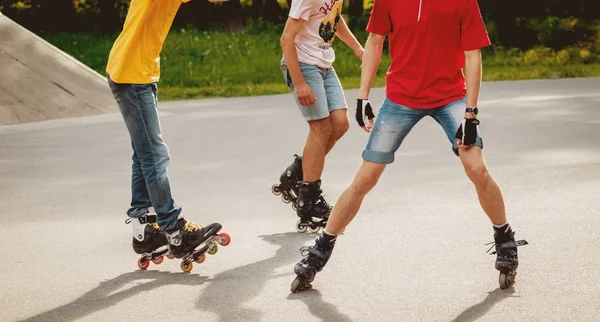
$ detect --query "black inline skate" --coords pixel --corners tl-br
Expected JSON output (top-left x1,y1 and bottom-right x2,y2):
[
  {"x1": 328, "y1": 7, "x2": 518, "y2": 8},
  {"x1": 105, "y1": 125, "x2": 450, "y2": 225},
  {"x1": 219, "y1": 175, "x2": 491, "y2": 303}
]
[
  {"x1": 271, "y1": 154, "x2": 303, "y2": 211},
  {"x1": 125, "y1": 209, "x2": 171, "y2": 270},
  {"x1": 486, "y1": 224, "x2": 528, "y2": 289},
  {"x1": 163, "y1": 216, "x2": 231, "y2": 273},
  {"x1": 295, "y1": 180, "x2": 332, "y2": 233},
  {"x1": 290, "y1": 233, "x2": 337, "y2": 293}
]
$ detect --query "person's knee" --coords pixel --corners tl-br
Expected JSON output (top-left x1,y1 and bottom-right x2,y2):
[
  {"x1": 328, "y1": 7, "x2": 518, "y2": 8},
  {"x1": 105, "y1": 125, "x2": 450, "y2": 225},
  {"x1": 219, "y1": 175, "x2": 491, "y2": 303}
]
[
  {"x1": 154, "y1": 143, "x2": 171, "y2": 169},
  {"x1": 350, "y1": 163, "x2": 383, "y2": 196},
  {"x1": 463, "y1": 158, "x2": 488, "y2": 184},
  {"x1": 308, "y1": 117, "x2": 333, "y2": 141},
  {"x1": 350, "y1": 175, "x2": 378, "y2": 196},
  {"x1": 331, "y1": 117, "x2": 349, "y2": 141}
]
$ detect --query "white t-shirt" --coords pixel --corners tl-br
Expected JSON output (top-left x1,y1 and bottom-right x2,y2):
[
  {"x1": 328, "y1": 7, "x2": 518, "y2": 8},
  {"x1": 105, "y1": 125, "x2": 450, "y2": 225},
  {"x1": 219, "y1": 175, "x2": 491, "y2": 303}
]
[{"x1": 288, "y1": 0, "x2": 343, "y2": 69}]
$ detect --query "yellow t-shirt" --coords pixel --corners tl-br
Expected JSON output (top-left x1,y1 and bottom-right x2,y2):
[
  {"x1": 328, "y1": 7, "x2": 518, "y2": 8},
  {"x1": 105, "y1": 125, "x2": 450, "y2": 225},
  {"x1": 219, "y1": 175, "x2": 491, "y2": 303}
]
[{"x1": 106, "y1": 0, "x2": 190, "y2": 84}]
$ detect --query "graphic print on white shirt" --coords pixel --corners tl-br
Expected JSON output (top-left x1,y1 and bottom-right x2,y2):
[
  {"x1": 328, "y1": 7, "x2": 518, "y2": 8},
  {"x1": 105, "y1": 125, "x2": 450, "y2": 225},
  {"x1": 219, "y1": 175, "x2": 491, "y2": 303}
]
[{"x1": 288, "y1": 0, "x2": 343, "y2": 68}]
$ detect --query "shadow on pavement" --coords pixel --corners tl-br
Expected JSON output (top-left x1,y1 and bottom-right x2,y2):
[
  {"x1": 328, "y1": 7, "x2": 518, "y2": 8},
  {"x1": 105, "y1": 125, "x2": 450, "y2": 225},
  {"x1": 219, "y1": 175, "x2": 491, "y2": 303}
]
[
  {"x1": 195, "y1": 232, "x2": 318, "y2": 321},
  {"x1": 450, "y1": 287, "x2": 516, "y2": 322},
  {"x1": 20, "y1": 270, "x2": 208, "y2": 322},
  {"x1": 287, "y1": 289, "x2": 354, "y2": 322}
]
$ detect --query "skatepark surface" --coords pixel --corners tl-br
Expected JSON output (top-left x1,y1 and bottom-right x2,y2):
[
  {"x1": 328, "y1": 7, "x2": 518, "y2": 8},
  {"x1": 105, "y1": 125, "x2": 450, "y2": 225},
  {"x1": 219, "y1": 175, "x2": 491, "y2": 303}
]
[
  {"x1": 1, "y1": 77, "x2": 600, "y2": 321},
  {"x1": 0, "y1": 12, "x2": 114, "y2": 125}
]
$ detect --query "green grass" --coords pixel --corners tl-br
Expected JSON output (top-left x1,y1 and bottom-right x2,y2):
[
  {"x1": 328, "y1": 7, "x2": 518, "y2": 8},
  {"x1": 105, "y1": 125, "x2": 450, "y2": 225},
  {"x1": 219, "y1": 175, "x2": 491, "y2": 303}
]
[{"x1": 40, "y1": 28, "x2": 600, "y2": 101}]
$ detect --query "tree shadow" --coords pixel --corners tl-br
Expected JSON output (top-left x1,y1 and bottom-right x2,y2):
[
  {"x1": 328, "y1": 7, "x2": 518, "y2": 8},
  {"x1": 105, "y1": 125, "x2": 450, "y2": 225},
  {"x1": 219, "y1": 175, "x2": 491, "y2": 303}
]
[
  {"x1": 450, "y1": 287, "x2": 517, "y2": 322},
  {"x1": 195, "y1": 232, "x2": 316, "y2": 322},
  {"x1": 287, "y1": 289, "x2": 354, "y2": 322},
  {"x1": 20, "y1": 270, "x2": 208, "y2": 322}
]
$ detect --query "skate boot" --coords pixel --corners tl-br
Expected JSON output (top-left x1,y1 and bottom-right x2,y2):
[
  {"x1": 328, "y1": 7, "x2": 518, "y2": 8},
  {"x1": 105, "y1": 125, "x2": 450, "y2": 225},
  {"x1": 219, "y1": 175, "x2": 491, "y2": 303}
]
[
  {"x1": 295, "y1": 180, "x2": 332, "y2": 233},
  {"x1": 271, "y1": 154, "x2": 303, "y2": 211},
  {"x1": 163, "y1": 216, "x2": 231, "y2": 273},
  {"x1": 290, "y1": 232, "x2": 337, "y2": 293},
  {"x1": 125, "y1": 209, "x2": 171, "y2": 270},
  {"x1": 486, "y1": 224, "x2": 528, "y2": 289}
]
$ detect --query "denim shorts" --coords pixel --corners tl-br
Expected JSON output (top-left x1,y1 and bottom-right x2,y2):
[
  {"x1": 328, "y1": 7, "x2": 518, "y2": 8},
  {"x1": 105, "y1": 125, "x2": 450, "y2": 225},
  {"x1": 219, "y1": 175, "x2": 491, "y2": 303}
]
[
  {"x1": 362, "y1": 97, "x2": 483, "y2": 164},
  {"x1": 281, "y1": 61, "x2": 347, "y2": 121}
]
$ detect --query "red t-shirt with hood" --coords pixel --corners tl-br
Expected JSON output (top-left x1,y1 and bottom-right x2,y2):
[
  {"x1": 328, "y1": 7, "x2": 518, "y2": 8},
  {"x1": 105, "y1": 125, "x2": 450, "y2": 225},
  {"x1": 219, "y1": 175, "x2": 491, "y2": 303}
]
[{"x1": 366, "y1": 0, "x2": 491, "y2": 109}]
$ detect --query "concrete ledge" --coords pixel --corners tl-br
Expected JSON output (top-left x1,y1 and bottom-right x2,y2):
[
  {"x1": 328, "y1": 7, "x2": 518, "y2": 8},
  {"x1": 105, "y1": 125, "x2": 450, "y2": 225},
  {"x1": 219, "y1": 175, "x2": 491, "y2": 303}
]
[{"x1": 0, "y1": 12, "x2": 116, "y2": 125}]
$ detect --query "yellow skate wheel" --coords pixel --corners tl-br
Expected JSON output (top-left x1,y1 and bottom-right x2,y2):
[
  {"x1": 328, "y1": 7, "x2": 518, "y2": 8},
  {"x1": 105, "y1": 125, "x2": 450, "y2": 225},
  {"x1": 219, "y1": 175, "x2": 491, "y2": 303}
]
[
  {"x1": 208, "y1": 245, "x2": 218, "y2": 255},
  {"x1": 180, "y1": 261, "x2": 193, "y2": 273},
  {"x1": 196, "y1": 254, "x2": 206, "y2": 264},
  {"x1": 152, "y1": 256, "x2": 164, "y2": 265}
]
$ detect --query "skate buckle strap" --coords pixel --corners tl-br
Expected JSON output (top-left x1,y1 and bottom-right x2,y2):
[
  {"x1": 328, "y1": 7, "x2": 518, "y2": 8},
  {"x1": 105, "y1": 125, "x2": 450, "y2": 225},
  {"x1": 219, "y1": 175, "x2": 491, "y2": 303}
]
[
  {"x1": 486, "y1": 239, "x2": 529, "y2": 255},
  {"x1": 299, "y1": 246, "x2": 327, "y2": 260},
  {"x1": 124, "y1": 214, "x2": 157, "y2": 225}
]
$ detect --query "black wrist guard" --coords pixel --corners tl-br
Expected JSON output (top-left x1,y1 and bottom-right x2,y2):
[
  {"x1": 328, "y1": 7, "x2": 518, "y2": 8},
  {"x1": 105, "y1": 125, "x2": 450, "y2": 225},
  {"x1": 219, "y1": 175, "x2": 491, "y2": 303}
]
[
  {"x1": 455, "y1": 118, "x2": 480, "y2": 145},
  {"x1": 355, "y1": 99, "x2": 375, "y2": 127}
]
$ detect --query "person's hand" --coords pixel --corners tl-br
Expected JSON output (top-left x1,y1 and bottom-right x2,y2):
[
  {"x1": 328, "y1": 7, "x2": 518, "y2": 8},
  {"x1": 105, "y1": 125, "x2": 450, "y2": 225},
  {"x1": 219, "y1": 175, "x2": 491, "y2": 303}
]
[
  {"x1": 296, "y1": 83, "x2": 317, "y2": 107},
  {"x1": 355, "y1": 99, "x2": 375, "y2": 132},
  {"x1": 455, "y1": 118, "x2": 480, "y2": 148}
]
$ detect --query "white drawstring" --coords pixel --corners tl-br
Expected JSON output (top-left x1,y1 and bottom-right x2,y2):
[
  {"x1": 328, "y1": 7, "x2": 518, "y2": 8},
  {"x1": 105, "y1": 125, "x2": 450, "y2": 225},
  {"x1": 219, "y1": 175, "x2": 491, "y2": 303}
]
[{"x1": 417, "y1": 0, "x2": 422, "y2": 21}]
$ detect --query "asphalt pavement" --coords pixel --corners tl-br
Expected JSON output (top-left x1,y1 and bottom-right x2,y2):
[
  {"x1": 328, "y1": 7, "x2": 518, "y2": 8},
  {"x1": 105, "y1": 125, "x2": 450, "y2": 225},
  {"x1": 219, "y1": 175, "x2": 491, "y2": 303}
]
[{"x1": 1, "y1": 78, "x2": 599, "y2": 322}]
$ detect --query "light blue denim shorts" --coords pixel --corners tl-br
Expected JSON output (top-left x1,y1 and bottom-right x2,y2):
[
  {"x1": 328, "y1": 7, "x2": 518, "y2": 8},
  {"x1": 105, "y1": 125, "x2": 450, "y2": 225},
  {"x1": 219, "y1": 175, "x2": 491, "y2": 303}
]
[
  {"x1": 363, "y1": 97, "x2": 483, "y2": 163},
  {"x1": 281, "y1": 61, "x2": 347, "y2": 121}
]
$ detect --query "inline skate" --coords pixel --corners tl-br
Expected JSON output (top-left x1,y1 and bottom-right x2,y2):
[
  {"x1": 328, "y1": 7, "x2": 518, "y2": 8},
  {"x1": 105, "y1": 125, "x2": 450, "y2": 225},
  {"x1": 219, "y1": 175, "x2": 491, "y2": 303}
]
[
  {"x1": 486, "y1": 224, "x2": 528, "y2": 289},
  {"x1": 290, "y1": 232, "x2": 336, "y2": 293},
  {"x1": 126, "y1": 209, "x2": 172, "y2": 270},
  {"x1": 163, "y1": 216, "x2": 231, "y2": 273}
]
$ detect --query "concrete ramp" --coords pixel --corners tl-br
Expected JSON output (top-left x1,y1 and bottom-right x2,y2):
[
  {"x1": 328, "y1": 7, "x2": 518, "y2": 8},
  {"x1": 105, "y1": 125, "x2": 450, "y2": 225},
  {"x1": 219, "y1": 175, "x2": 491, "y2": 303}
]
[{"x1": 0, "y1": 12, "x2": 115, "y2": 125}]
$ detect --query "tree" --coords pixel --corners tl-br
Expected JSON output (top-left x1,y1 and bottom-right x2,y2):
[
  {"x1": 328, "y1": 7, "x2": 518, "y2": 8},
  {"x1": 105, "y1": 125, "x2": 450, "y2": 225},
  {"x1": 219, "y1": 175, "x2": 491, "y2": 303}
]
[
  {"x1": 224, "y1": 0, "x2": 246, "y2": 32},
  {"x1": 347, "y1": 0, "x2": 364, "y2": 30},
  {"x1": 96, "y1": 0, "x2": 123, "y2": 34}
]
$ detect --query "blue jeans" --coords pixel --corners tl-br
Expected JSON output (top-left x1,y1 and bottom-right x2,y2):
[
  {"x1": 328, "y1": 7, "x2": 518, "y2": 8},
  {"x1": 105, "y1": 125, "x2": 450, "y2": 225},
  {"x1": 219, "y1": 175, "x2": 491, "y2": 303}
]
[
  {"x1": 107, "y1": 74, "x2": 181, "y2": 231},
  {"x1": 363, "y1": 97, "x2": 483, "y2": 164},
  {"x1": 281, "y1": 61, "x2": 347, "y2": 121}
]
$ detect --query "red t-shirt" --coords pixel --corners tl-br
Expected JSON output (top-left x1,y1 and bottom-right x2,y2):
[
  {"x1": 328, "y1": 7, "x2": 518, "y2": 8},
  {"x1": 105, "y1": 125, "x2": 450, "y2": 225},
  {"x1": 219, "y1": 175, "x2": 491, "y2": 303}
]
[{"x1": 366, "y1": 0, "x2": 491, "y2": 109}]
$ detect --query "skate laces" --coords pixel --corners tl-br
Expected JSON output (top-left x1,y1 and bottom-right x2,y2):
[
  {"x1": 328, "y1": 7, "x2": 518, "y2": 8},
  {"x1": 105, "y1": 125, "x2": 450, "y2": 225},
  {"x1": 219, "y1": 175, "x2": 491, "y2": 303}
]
[
  {"x1": 182, "y1": 221, "x2": 202, "y2": 232},
  {"x1": 486, "y1": 231, "x2": 517, "y2": 255}
]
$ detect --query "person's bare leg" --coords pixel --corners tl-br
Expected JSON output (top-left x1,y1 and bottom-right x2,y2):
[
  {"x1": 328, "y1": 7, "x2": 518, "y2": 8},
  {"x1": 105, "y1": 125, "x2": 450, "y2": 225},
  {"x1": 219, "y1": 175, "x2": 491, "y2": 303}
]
[
  {"x1": 324, "y1": 160, "x2": 387, "y2": 235},
  {"x1": 325, "y1": 109, "x2": 350, "y2": 154},
  {"x1": 302, "y1": 117, "x2": 332, "y2": 182},
  {"x1": 458, "y1": 146, "x2": 506, "y2": 225}
]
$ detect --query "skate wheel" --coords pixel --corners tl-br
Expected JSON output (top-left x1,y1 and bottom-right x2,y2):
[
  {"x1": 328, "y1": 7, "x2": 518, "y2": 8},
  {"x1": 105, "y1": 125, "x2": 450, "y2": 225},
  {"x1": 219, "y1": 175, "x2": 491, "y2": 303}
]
[
  {"x1": 196, "y1": 254, "x2": 206, "y2": 264},
  {"x1": 296, "y1": 220, "x2": 308, "y2": 233},
  {"x1": 218, "y1": 232, "x2": 231, "y2": 246},
  {"x1": 167, "y1": 254, "x2": 175, "y2": 260},
  {"x1": 291, "y1": 203, "x2": 297, "y2": 211},
  {"x1": 290, "y1": 277, "x2": 302, "y2": 293},
  {"x1": 137, "y1": 257, "x2": 150, "y2": 270},
  {"x1": 272, "y1": 184, "x2": 282, "y2": 195},
  {"x1": 308, "y1": 226, "x2": 321, "y2": 234},
  {"x1": 208, "y1": 244, "x2": 219, "y2": 255},
  {"x1": 290, "y1": 276, "x2": 312, "y2": 293},
  {"x1": 180, "y1": 261, "x2": 193, "y2": 273},
  {"x1": 152, "y1": 256, "x2": 164, "y2": 265},
  {"x1": 282, "y1": 193, "x2": 292, "y2": 204},
  {"x1": 499, "y1": 271, "x2": 516, "y2": 289}
]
